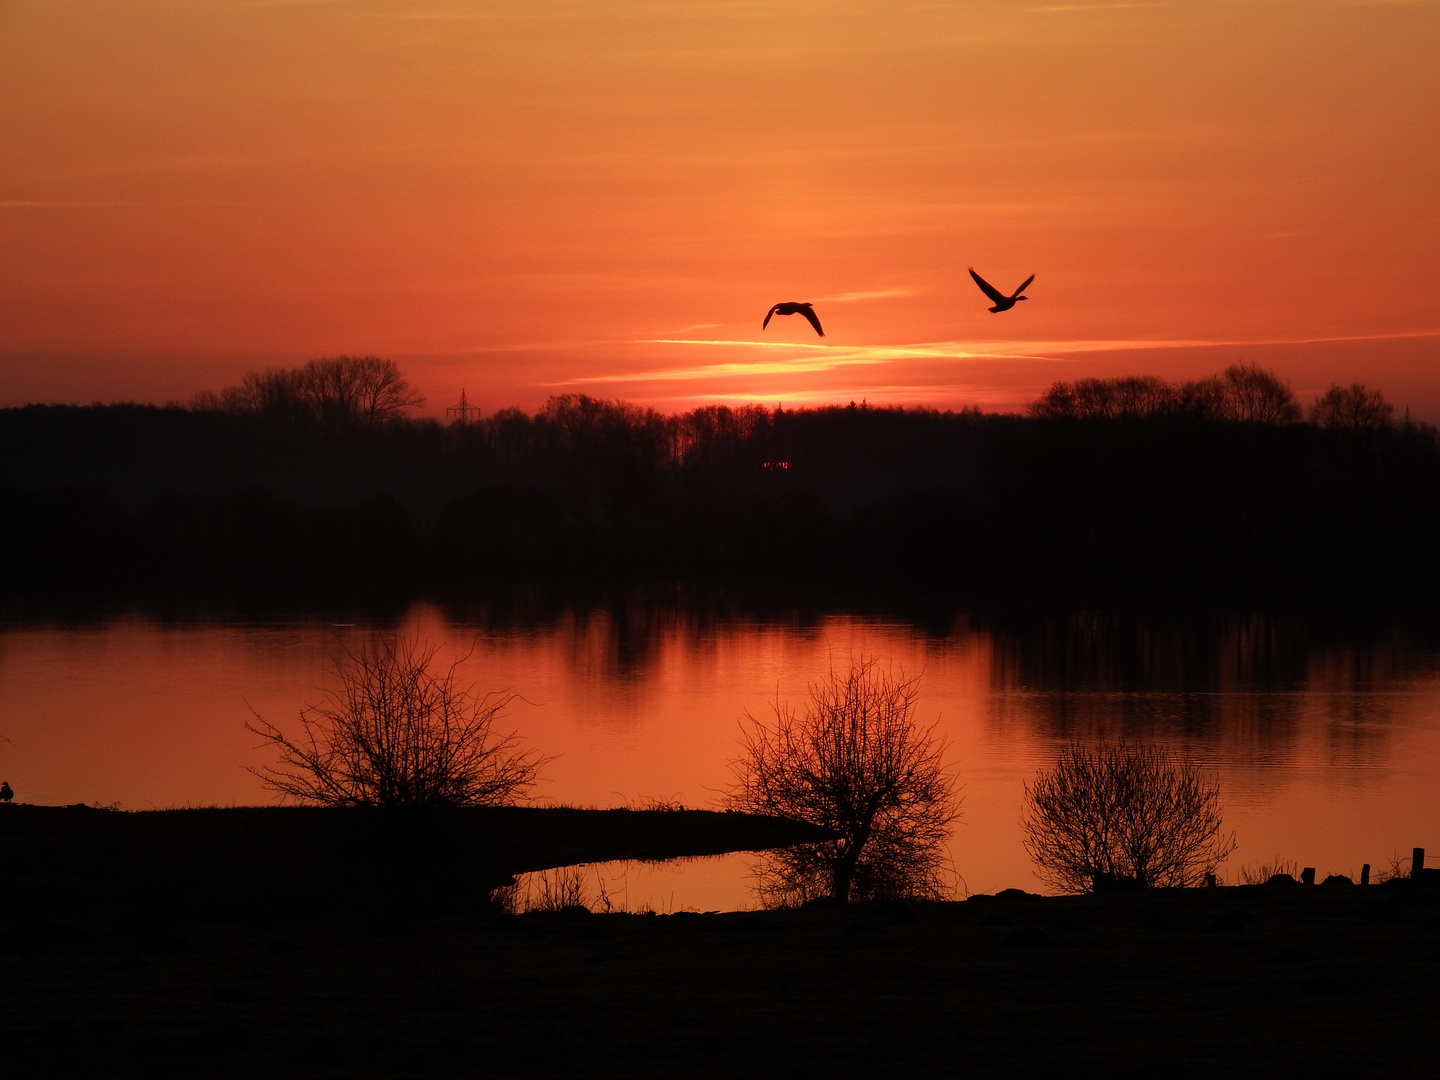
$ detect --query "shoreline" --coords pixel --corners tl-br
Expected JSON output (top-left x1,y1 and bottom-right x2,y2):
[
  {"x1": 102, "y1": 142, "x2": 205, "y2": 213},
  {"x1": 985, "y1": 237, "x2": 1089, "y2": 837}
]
[
  {"x1": 0, "y1": 803, "x2": 833, "y2": 919},
  {"x1": 2, "y1": 874, "x2": 1436, "y2": 1076},
  {"x1": 4, "y1": 803, "x2": 1438, "y2": 1074}
]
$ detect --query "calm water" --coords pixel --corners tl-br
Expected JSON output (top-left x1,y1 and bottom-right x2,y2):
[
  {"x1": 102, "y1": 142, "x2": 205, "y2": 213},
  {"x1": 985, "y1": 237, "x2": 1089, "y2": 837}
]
[{"x1": 3, "y1": 602, "x2": 1438, "y2": 910}]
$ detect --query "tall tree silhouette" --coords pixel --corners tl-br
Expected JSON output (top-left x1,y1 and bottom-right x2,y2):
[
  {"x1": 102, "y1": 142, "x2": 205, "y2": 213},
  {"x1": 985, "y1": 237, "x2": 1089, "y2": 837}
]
[
  {"x1": 1310, "y1": 383, "x2": 1394, "y2": 431},
  {"x1": 194, "y1": 356, "x2": 422, "y2": 431}
]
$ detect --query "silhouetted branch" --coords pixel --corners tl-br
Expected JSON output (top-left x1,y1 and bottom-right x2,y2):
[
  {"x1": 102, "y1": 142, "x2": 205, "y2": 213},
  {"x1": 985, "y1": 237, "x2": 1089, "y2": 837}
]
[
  {"x1": 1310, "y1": 383, "x2": 1395, "y2": 430},
  {"x1": 247, "y1": 636, "x2": 546, "y2": 808},
  {"x1": 727, "y1": 657, "x2": 959, "y2": 905},
  {"x1": 1022, "y1": 741, "x2": 1236, "y2": 892}
]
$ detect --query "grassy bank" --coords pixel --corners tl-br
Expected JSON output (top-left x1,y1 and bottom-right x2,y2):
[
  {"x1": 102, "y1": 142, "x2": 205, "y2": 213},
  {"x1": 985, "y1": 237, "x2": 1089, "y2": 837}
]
[
  {"x1": 1, "y1": 804, "x2": 832, "y2": 920},
  {"x1": 2, "y1": 878, "x2": 1437, "y2": 1077}
]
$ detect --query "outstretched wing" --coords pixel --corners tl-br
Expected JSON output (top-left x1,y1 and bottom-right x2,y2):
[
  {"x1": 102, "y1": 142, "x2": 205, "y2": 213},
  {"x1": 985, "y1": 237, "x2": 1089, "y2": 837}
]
[
  {"x1": 762, "y1": 304, "x2": 780, "y2": 330},
  {"x1": 968, "y1": 267, "x2": 1005, "y2": 305},
  {"x1": 800, "y1": 304, "x2": 825, "y2": 337},
  {"x1": 1011, "y1": 273, "x2": 1035, "y2": 298}
]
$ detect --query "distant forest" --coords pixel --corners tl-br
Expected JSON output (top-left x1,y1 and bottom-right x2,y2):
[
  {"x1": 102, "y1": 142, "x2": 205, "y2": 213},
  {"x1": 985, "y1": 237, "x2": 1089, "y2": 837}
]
[{"x1": 3, "y1": 356, "x2": 1438, "y2": 610}]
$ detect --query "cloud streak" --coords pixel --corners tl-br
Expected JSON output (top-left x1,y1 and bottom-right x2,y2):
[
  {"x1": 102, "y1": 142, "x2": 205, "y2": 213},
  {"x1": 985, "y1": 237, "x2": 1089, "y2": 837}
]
[
  {"x1": 0, "y1": 200, "x2": 148, "y2": 207},
  {"x1": 813, "y1": 289, "x2": 915, "y2": 303},
  {"x1": 542, "y1": 328, "x2": 1440, "y2": 391},
  {"x1": 547, "y1": 353, "x2": 892, "y2": 386}
]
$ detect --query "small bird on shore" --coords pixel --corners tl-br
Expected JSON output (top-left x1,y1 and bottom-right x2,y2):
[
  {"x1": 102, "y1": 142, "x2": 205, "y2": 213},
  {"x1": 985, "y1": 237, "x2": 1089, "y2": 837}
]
[
  {"x1": 968, "y1": 267, "x2": 1035, "y2": 313},
  {"x1": 762, "y1": 302, "x2": 825, "y2": 337},
  {"x1": 1, "y1": 781, "x2": 13, "y2": 803}
]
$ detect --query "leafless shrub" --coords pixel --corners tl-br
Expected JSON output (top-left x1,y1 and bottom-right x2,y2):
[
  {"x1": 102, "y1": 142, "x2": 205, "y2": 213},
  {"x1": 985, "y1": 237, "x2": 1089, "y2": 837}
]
[
  {"x1": 726, "y1": 657, "x2": 960, "y2": 906},
  {"x1": 522, "y1": 866, "x2": 590, "y2": 912},
  {"x1": 519, "y1": 865, "x2": 616, "y2": 913},
  {"x1": 1022, "y1": 741, "x2": 1236, "y2": 893},
  {"x1": 247, "y1": 636, "x2": 546, "y2": 808},
  {"x1": 1236, "y1": 856, "x2": 1301, "y2": 885},
  {"x1": 615, "y1": 793, "x2": 687, "y2": 812},
  {"x1": 1371, "y1": 851, "x2": 1411, "y2": 884},
  {"x1": 489, "y1": 880, "x2": 521, "y2": 916}
]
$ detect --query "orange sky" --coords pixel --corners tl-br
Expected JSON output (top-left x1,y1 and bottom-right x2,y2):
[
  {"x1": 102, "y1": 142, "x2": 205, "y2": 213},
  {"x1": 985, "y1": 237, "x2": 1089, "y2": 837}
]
[{"x1": 2, "y1": 1, "x2": 1438, "y2": 417}]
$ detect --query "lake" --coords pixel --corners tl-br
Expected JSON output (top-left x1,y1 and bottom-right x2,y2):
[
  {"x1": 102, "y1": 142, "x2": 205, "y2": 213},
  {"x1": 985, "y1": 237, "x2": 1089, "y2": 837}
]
[{"x1": 3, "y1": 600, "x2": 1437, "y2": 911}]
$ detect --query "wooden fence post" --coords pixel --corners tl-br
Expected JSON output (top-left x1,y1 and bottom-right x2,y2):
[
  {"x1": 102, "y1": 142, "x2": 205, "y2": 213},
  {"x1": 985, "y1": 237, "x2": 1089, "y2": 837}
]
[
  {"x1": 1413, "y1": 848, "x2": 1425, "y2": 879},
  {"x1": 1360, "y1": 863, "x2": 1370, "y2": 886},
  {"x1": 1301, "y1": 867, "x2": 1315, "y2": 885}
]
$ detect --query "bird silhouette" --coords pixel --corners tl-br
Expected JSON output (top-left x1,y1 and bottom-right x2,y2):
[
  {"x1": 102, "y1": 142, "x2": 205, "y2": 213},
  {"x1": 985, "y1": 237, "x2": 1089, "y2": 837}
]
[
  {"x1": 968, "y1": 267, "x2": 1035, "y2": 313},
  {"x1": 0, "y1": 781, "x2": 12, "y2": 803},
  {"x1": 762, "y1": 301, "x2": 825, "y2": 337}
]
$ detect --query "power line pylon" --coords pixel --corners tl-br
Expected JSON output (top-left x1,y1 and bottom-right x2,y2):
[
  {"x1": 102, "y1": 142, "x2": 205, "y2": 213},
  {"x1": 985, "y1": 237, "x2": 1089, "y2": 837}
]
[{"x1": 446, "y1": 388, "x2": 480, "y2": 425}]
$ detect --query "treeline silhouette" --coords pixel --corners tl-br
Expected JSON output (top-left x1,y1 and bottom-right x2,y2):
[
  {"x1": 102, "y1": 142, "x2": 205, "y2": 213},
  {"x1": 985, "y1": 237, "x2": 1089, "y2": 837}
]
[
  {"x1": 1031, "y1": 363, "x2": 1395, "y2": 428},
  {"x1": 3, "y1": 358, "x2": 1438, "y2": 607}
]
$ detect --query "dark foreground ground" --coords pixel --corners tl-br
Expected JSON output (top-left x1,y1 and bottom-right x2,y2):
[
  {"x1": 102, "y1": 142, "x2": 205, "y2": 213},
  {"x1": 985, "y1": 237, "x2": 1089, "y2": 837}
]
[
  {"x1": 0, "y1": 804, "x2": 834, "y2": 920},
  {"x1": 3, "y1": 807, "x2": 1438, "y2": 1077},
  {"x1": 4, "y1": 884, "x2": 1438, "y2": 1078}
]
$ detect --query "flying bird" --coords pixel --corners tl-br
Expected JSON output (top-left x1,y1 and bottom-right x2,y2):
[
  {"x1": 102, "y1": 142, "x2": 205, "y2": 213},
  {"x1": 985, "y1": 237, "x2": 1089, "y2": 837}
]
[
  {"x1": 968, "y1": 267, "x2": 1035, "y2": 313},
  {"x1": 762, "y1": 301, "x2": 825, "y2": 337}
]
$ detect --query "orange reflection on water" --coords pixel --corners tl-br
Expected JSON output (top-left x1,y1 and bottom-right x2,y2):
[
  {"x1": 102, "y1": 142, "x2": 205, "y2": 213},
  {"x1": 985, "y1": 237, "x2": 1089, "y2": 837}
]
[{"x1": 2, "y1": 603, "x2": 1438, "y2": 910}]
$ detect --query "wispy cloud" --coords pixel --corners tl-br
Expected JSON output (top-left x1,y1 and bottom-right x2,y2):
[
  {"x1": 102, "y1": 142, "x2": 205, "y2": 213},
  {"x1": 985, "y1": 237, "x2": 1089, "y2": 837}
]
[
  {"x1": 0, "y1": 200, "x2": 146, "y2": 207},
  {"x1": 542, "y1": 328, "x2": 1440, "y2": 391},
  {"x1": 1031, "y1": 2, "x2": 1171, "y2": 11},
  {"x1": 1273, "y1": 329, "x2": 1440, "y2": 345},
  {"x1": 548, "y1": 340, "x2": 1051, "y2": 388},
  {"x1": 924, "y1": 329, "x2": 1440, "y2": 355},
  {"x1": 547, "y1": 353, "x2": 891, "y2": 386},
  {"x1": 952, "y1": 337, "x2": 1214, "y2": 356},
  {"x1": 635, "y1": 337, "x2": 833, "y2": 351},
  {"x1": 813, "y1": 289, "x2": 914, "y2": 303}
]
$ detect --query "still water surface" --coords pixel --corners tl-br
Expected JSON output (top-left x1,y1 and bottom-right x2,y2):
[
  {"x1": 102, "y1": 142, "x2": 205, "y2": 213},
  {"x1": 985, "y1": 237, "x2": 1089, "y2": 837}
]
[{"x1": 3, "y1": 602, "x2": 1437, "y2": 910}]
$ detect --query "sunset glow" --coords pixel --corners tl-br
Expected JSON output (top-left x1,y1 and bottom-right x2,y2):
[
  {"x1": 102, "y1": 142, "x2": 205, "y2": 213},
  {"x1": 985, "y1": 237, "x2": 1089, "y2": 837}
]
[
  {"x1": 2, "y1": 1, "x2": 1437, "y2": 416},
  {"x1": 6, "y1": 605, "x2": 1437, "y2": 908}
]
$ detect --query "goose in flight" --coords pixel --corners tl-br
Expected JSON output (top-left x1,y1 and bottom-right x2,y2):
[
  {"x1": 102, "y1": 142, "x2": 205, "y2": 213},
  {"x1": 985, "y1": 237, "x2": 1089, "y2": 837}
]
[
  {"x1": 968, "y1": 267, "x2": 1035, "y2": 313},
  {"x1": 762, "y1": 301, "x2": 825, "y2": 337}
]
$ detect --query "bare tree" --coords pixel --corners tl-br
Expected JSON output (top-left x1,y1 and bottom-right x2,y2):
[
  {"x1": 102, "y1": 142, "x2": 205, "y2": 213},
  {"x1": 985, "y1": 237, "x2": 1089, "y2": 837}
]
[
  {"x1": 726, "y1": 658, "x2": 959, "y2": 906},
  {"x1": 1176, "y1": 374, "x2": 1229, "y2": 419},
  {"x1": 1029, "y1": 365, "x2": 1300, "y2": 424},
  {"x1": 1029, "y1": 380, "x2": 1083, "y2": 419},
  {"x1": 191, "y1": 367, "x2": 307, "y2": 423},
  {"x1": 1309, "y1": 383, "x2": 1394, "y2": 431},
  {"x1": 1109, "y1": 375, "x2": 1177, "y2": 416},
  {"x1": 193, "y1": 356, "x2": 422, "y2": 429},
  {"x1": 1022, "y1": 741, "x2": 1236, "y2": 893},
  {"x1": 247, "y1": 636, "x2": 545, "y2": 808},
  {"x1": 1217, "y1": 363, "x2": 1299, "y2": 423},
  {"x1": 297, "y1": 356, "x2": 424, "y2": 429}
]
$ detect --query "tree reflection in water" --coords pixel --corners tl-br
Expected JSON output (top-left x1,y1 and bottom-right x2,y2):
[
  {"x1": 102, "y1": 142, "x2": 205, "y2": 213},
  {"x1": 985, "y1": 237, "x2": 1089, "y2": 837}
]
[{"x1": 1, "y1": 601, "x2": 1438, "y2": 904}]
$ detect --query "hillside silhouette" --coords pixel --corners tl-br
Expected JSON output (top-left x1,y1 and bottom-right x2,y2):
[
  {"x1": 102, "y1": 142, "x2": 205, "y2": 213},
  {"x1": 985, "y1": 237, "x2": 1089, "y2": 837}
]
[{"x1": 3, "y1": 361, "x2": 1438, "y2": 608}]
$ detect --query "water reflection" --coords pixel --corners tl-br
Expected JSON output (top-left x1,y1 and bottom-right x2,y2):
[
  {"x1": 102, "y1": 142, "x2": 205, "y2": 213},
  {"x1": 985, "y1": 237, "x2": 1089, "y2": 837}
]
[
  {"x1": 988, "y1": 609, "x2": 1435, "y2": 693},
  {"x1": 2, "y1": 600, "x2": 1437, "y2": 906},
  {"x1": 987, "y1": 610, "x2": 1437, "y2": 769}
]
